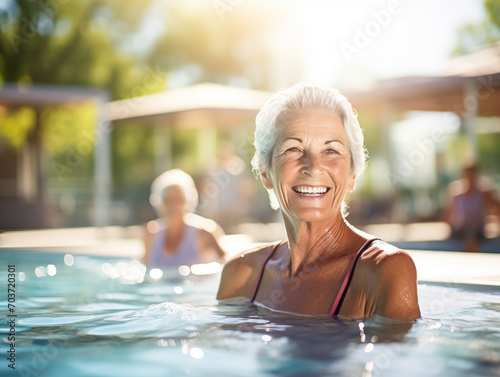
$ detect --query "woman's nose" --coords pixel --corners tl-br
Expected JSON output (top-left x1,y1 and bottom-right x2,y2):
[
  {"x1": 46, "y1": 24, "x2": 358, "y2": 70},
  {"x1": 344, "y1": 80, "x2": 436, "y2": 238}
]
[{"x1": 300, "y1": 153, "x2": 323, "y2": 177}]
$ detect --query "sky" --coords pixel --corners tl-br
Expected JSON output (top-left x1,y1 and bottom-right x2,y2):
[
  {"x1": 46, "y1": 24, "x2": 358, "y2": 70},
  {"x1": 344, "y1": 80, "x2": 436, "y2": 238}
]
[{"x1": 290, "y1": 0, "x2": 486, "y2": 88}]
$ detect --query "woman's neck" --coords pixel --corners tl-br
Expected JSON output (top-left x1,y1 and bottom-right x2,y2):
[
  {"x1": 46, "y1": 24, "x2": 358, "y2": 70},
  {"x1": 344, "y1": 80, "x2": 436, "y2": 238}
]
[
  {"x1": 164, "y1": 215, "x2": 185, "y2": 230},
  {"x1": 283, "y1": 215, "x2": 364, "y2": 276}
]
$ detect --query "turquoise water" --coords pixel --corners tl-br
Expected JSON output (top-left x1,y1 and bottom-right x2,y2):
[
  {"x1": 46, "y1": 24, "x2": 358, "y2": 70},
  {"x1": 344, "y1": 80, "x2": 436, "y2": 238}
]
[{"x1": 1, "y1": 250, "x2": 500, "y2": 377}]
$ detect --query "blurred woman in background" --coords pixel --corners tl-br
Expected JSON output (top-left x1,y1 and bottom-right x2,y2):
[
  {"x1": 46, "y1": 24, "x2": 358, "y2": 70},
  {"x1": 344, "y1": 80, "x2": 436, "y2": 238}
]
[
  {"x1": 442, "y1": 162, "x2": 500, "y2": 252},
  {"x1": 144, "y1": 169, "x2": 226, "y2": 267}
]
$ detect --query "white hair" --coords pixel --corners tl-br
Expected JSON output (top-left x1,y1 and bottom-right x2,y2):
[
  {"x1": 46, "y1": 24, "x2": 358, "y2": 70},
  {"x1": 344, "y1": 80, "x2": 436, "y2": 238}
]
[
  {"x1": 251, "y1": 82, "x2": 367, "y2": 210},
  {"x1": 149, "y1": 169, "x2": 199, "y2": 215}
]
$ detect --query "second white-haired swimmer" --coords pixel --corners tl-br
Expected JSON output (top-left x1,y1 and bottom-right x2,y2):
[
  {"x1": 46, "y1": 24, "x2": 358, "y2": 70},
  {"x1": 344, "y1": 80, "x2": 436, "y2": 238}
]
[{"x1": 144, "y1": 169, "x2": 226, "y2": 268}]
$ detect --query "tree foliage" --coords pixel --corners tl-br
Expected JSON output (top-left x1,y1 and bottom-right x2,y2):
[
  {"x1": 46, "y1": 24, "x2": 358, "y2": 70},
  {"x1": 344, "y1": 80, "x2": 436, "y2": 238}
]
[
  {"x1": 150, "y1": 2, "x2": 289, "y2": 90},
  {"x1": 0, "y1": 0, "x2": 160, "y2": 97},
  {"x1": 0, "y1": 106, "x2": 35, "y2": 150},
  {"x1": 453, "y1": 0, "x2": 500, "y2": 55}
]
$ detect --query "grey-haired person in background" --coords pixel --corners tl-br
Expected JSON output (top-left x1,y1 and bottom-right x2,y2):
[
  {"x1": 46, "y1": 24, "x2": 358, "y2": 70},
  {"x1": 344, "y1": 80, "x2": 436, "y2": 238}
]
[{"x1": 144, "y1": 169, "x2": 226, "y2": 267}]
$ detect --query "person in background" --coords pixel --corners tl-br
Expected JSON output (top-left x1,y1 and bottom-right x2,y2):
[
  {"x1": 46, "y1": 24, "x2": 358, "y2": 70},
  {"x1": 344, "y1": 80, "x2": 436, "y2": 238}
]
[
  {"x1": 217, "y1": 83, "x2": 420, "y2": 321},
  {"x1": 442, "y1": 162, "x2": 500, "y2": 252},
  {"x1": 144, "y1": 169, "x2": 226, "y2": 267}
]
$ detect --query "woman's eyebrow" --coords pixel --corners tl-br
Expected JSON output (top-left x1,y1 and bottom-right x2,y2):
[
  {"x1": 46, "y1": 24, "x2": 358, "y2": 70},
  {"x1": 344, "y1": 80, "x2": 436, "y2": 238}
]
[
  {"x1": 325, "y1": 140, "x2": 345, "y2": 146},
  {"x1": 283, "y1": 138, "x2": 345, "y2": 146}
]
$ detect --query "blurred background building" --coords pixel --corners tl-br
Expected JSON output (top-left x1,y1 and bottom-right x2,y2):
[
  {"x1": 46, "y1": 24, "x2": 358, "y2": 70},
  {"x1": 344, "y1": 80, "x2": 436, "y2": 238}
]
[{"x1": 1, "y1": 0, "x2": 499, "y2": 245}]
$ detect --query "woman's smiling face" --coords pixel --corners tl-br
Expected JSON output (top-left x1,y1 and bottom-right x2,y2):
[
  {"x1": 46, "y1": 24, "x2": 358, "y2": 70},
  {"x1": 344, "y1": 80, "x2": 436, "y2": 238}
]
[{"x1": 261, "y1": 108, "x2": 355, "y2": 223}]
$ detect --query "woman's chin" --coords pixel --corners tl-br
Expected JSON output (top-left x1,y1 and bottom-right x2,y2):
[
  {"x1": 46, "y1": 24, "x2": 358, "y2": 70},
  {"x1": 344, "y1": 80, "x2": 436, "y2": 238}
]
[{"x1": 286, "y1": 208, "x2": 337, "y2": 224}]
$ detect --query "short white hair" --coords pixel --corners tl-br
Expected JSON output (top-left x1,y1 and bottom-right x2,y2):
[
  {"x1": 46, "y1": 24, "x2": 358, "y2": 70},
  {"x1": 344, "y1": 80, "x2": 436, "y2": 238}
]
[
  {"x1": 149, "y1": 169, "x2": 199, "y2": 215},
  {"x1": 251, "y1": 82, "x2": 367, "y2": 210}
]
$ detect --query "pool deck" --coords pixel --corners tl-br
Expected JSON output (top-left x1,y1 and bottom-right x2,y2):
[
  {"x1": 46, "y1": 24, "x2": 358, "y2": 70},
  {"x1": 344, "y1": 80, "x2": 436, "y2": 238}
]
[{"x1": 1, "y1": 224, "x2": 499, "y2": 287}]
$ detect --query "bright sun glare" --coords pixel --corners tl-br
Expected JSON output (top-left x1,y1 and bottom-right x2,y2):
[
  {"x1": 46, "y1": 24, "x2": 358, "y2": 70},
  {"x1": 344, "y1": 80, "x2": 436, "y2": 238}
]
[{"x1": 288, "y1": 0, "x2": 485, "y2": 87}]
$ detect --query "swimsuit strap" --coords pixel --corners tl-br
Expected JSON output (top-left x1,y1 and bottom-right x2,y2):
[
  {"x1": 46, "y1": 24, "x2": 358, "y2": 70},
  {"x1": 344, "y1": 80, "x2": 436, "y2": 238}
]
[
  {"x1": 250, "y1": 241, "x2": 282, "y2": 302},
  {"x1": 329, "y1": 238, "x2": 379, "y2": 316}
]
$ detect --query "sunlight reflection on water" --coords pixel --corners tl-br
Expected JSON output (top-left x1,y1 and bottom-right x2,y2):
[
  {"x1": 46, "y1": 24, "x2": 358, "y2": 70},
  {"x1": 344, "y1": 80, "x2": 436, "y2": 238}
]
[{"x1": 1, "y1": 250, "x2": 499, "y2": 377}]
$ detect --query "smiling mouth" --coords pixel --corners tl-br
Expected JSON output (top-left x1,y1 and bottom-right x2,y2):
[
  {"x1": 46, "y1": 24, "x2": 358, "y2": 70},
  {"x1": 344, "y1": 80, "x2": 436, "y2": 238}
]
[{"x1": 292, "y1": 186, "x2": 330, "y2": 196}]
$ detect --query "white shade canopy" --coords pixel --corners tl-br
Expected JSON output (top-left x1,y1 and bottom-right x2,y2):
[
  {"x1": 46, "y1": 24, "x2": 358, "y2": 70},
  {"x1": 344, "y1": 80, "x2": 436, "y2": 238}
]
[{"x1": 106, "y1": 82, "x2": 273, "y2": 128}]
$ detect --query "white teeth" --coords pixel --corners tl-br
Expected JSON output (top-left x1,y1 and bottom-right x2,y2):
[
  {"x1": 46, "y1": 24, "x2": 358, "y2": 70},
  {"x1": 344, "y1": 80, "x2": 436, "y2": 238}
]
[{"x1": 294, "y1": 186, "x2": 328, "y2": 195}]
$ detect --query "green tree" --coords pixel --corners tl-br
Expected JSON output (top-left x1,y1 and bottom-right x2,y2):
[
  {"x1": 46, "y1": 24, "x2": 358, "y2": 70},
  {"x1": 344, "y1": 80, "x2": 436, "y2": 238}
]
[
  {"x1": 0, "y1": 0, "x2": 162, "y2": 97},
  {"x1": 0, "y1": 0, "x2": 167, "y2": 156},
  {"x1": 453, "y1": 0, "x2": 500, "y2": 174},
  {"x1": 453, "y1": 0, "x2": 500, "y2": 55},
  {"x1": 150, "y1": 1, "x2": 299, "y2": 90}
]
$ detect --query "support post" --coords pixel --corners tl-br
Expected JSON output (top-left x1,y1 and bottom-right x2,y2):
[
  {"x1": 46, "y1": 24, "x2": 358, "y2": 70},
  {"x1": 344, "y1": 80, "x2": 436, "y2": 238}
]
[
  {"x1": 463, "y1": 79, "x2": 478, "y2": 161},
  {"x1": 94, "y1": 93, "x2": 112, "y2": 229}
]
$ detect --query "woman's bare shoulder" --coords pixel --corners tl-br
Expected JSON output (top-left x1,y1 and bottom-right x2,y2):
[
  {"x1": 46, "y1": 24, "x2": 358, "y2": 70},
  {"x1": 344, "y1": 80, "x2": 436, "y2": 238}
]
[
  {"x1": 362, "y1": 240, "x2": 416, "y2": 270},
  {"x1": 361, "y1": 240, "x2": 420, "y2": 320},
  {"x1": 185, "y1": 213, "x2": 224, "y2": 237},
  {"x1": 227, "y1": 243, "x2": 277, "y2": 267},
  {"x1": 145, "y1": 219, "x2": 162, "y2": 236},
  {"x1": 217, "y1": 242, "x2": 280, "y2": 300}
]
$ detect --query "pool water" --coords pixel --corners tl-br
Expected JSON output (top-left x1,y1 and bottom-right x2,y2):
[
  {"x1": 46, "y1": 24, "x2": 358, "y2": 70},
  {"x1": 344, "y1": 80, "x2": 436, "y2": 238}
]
[{"x1": 1, "y1": 250, "x2": 500, "y2": 377}]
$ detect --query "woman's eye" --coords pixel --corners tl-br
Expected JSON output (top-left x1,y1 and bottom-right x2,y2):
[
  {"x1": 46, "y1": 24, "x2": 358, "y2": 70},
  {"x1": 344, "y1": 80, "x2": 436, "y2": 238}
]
[
  {"x1": 326, "y1": 148, "x2": 339, "y2": 154},
  {"x1": 286, "y1": 147, "x2": 301, "y2": 153}
]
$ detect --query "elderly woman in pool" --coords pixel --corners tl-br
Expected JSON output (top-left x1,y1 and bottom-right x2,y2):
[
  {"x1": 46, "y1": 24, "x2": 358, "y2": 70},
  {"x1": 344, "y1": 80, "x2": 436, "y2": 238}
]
[
  {"x1": 144, "y1": 169, "x2": 226, "y2": 267},
  {"x1": 217, "y1": 83, "x2": 420, "y2": 320}
]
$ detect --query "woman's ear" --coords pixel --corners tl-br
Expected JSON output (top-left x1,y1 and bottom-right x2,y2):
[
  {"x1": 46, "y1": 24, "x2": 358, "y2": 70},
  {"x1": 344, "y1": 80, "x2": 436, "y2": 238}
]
[{"x1": 260, "y1": 166, "x2": 273, "y2": 190}]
